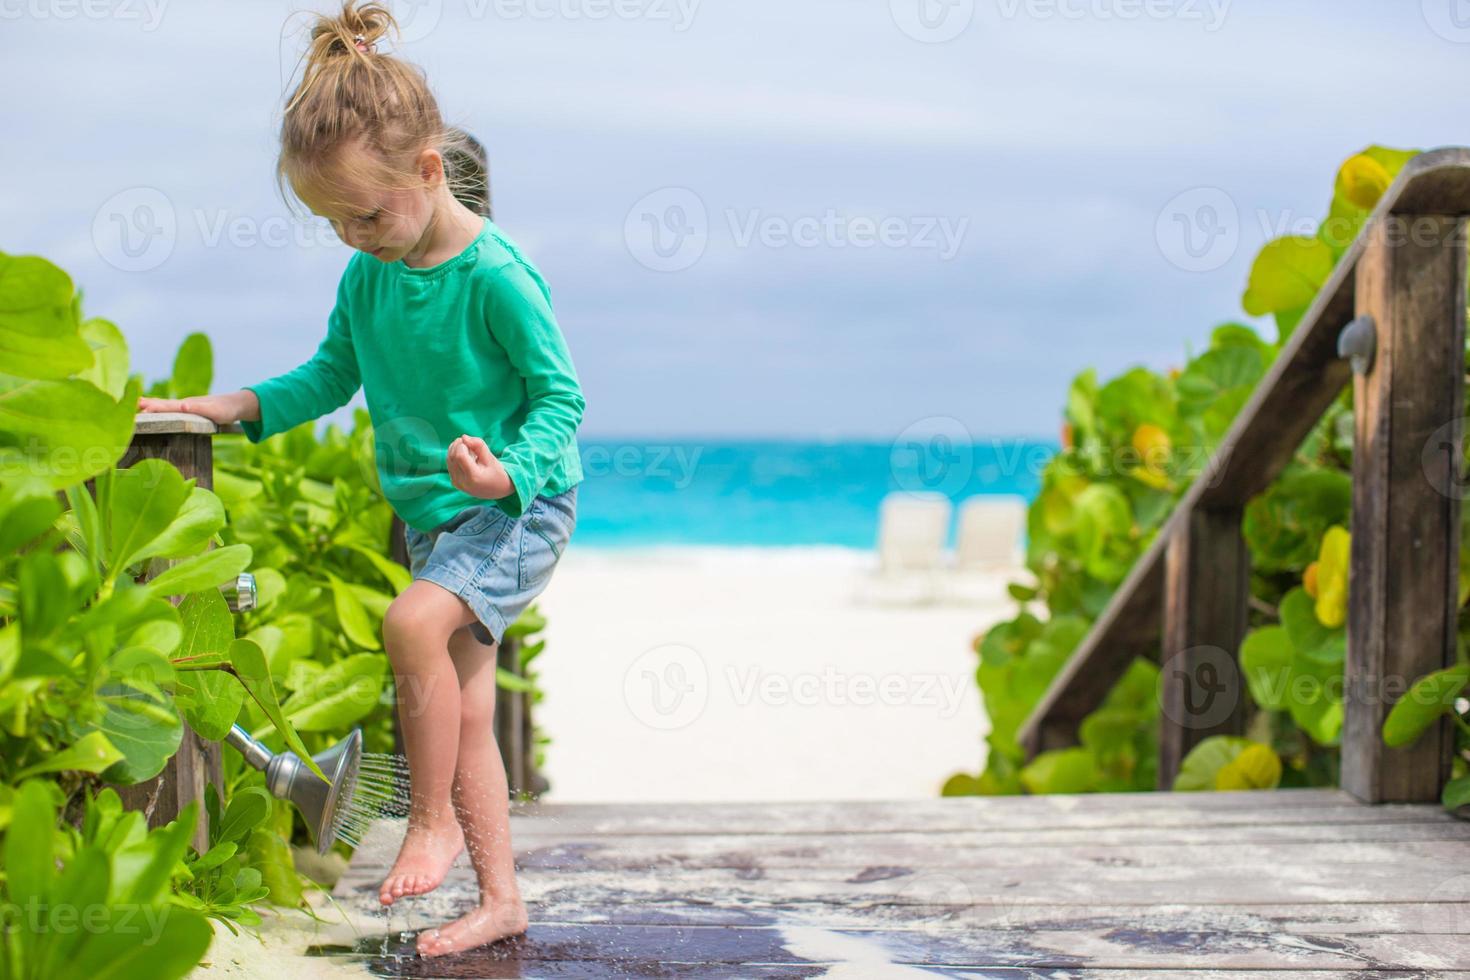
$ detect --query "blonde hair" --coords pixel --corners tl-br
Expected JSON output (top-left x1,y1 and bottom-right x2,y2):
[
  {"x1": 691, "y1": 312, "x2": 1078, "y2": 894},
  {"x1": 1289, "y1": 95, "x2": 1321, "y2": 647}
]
[{"x1": 276, "y1": 1, "x2": 480, "y2": 219}]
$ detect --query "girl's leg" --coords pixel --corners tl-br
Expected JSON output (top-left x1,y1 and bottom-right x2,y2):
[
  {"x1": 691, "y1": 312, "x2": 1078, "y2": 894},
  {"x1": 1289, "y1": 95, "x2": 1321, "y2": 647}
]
[
  {"x1": 416, "y1": 626, "x2": 529, "y2": 957},
  {"x1": 378, "y1": 580, "x2": 477, "y2": 906}
]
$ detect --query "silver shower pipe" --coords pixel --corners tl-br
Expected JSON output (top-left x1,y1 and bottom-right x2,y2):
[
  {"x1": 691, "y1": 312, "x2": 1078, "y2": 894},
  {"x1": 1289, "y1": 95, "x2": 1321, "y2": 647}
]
[{"x1": 224, "y1": 724, "x2": 363, "y2": 855}]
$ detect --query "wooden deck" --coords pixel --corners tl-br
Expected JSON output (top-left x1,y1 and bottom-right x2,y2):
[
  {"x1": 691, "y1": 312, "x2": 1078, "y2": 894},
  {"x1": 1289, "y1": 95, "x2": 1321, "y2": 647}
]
[{"x1": 318, "y1": 788, "x2": 1470, "y2": 977}]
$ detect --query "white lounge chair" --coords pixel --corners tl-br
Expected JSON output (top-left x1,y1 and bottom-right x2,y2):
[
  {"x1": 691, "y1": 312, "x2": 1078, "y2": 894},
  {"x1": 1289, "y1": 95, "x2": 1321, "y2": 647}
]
[
  {"x1": 861, "y1": 491, "x2": 952, "y2": 604},
  {"x1": 954, "y1": 494, "x2": 1027, "y2": 571},
  {"x1": 940, "y1": 494, "x2": 1028, "y2": 605}
]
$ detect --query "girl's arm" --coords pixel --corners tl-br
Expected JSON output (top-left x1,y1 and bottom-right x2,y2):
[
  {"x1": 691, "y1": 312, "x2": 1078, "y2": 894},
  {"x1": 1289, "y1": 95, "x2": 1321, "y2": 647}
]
[
  {"x1": 481, "y1": 260, "x2": 586, "y2": 517},
  {"x1": 236, "y1": 291, "x2": 360, "y2": 444},
  {"x1": 136, "y1": 269, "x2": 360, "y2": 439}
]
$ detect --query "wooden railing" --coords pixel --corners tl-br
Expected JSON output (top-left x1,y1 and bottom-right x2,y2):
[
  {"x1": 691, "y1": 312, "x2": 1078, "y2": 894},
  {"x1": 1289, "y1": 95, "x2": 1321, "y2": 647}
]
[
  {"x1": 1017, "y1": 146, "x2": 1470, "y2": 802},
  {"x1": 108, "y1": 414, "x2": 231, "y2": 852}
]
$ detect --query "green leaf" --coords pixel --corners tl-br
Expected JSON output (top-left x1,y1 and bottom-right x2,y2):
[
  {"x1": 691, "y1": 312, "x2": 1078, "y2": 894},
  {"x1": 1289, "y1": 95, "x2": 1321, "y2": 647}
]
[
  {"x1": 1241, "y1": 235, "x2": 1335, "y2": 321},
  {"x1": 13, "y1": 731, "x2": 124, "y2": 779},
  {"x1": 94, "y1": 660, "x2": 183, "y2": 784},
  {"x1": 229, "y1": 637, "x2": 326, "y2": 782},
  {"x1": 63, "y1": 479, "x2": 103, "y2": 571},
  {"x1": 1382, "y1": 663, "x2": 1470, "y2": 747},
  {"x1": 5, "y1": 780, "x2": 56, "y2": 904},
  {"x1": 1175, "y1": 346, "x2": 1264, "y2": 418},
  {"x1": 72, "y1": 903, "x2": 213, "y2": 980},
  {"x1": 173, "y1": 591, "x2": 246, "y2": 740},
  {"x1": 248, "y1": 799, "x2": 304, "y2": 906},
  {"x1": 1243, "y1": 468, "x2": 1351, "y2": 573},
  {"x1": 1174, "y1": 735, "x2": 1258, "y2": 790},
  {"x1": 169, "y1": 331, "x2": 213, "y2": 398},
  {"x1": 0, "y1": 374, "x2": 138, "y2": 488},
  {"x1": 108, "y1": 458, "x2": 191, "y2": 574},
  {"x1": 505, "y1": 605, "x2": 548, "y2": 639},
  {"x1": 1444, "y1": 774, "x2": 1470, "y2": 811},
  {"x1": 140, "y1": 486, "x2": 227, "y2": 560},
  {"x1": 496, "y1": 667, "x2": 535, "y2": 693},
  {"x1": 1019, "y1": 747, "x2": 1096, "y2": 794},
  {"x1": 282, "y1": 652, "x2": 387, "y2": 731},
  {"x1": 0, "y1": 475, "x2": 63, "y2": 553},
  {"x1": 0, "y1": 252, "x2": 92, "y2": 379},
  {"x1": 77, "y1": 317, "x2": 131, "y2": 399},
  {"x1": 1214, "y1": 742, "x2": 1282, "y2": 789},
  {"x1": 1240, "y1": 625, "x2": 1343, "y2": 745},
  {"x1": 142, "y1": 543, "x2": 252, "y2": 597},
  {"x1": 1279, "y1": 587, "x2": 1333, "y2": 660},
  {"x1": 346, "y1": 542, "x2": 412, "y2": 594},
  {"x1": 326, "y1": 570, "x2": 381, "y2": 649},
  {"x1": 111, "y1": 800, "x2": 199, "y2": 907},
  {"x1": 217, "y1": 786, "x2": 271, "y2": 845}
]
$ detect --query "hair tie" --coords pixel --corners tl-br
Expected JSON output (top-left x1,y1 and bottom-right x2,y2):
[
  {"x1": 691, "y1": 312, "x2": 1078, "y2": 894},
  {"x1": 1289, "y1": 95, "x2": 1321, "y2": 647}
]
[{"x1": 353, "y1": 33, "x2": 372, "y2": 53}]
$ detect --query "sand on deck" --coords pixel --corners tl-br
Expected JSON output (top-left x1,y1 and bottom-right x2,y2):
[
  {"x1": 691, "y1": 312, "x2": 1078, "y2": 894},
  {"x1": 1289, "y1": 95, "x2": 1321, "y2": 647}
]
[{"x1": 531, "y1": 546, "x2": 1018, "y2": 803}]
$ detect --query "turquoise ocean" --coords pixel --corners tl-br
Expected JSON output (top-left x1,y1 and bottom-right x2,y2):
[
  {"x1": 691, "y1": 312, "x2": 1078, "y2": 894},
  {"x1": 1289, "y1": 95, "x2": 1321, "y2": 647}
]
[{"x1": 569, "y1": 438, "x2": 1058, "y2": 549}]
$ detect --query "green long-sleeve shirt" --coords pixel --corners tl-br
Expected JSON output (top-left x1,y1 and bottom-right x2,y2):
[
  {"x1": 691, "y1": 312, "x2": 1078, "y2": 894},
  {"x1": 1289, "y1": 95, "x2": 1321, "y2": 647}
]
[{"x1": 240, "y1": 217, "x2": 585, "y2": 531}]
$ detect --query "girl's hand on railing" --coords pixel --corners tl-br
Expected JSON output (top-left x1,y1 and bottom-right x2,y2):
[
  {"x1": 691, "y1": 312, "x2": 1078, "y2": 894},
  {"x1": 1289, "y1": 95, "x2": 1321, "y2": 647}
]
[{"x1": 137, "y1": 390, "x2": 257, "y2": 425}]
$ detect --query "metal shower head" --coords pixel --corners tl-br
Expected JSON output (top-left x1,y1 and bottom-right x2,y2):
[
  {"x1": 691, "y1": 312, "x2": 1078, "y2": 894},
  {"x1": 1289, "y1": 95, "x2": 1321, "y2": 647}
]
[{"x1": 224, "y1": 724, "x2": 363, "y2": 855}]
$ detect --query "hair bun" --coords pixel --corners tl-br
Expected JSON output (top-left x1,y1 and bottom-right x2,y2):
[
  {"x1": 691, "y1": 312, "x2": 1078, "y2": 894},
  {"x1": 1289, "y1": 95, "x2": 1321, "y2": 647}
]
[{"x1": 311, "y1": 1, "x2": 395, "y2": 59}]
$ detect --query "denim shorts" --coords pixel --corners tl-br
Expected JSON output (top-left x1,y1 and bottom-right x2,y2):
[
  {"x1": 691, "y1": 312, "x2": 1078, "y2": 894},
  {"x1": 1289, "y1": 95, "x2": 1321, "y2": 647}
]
[{"x1": 403, "y1": 484, "x2": 577, "y2": 645}]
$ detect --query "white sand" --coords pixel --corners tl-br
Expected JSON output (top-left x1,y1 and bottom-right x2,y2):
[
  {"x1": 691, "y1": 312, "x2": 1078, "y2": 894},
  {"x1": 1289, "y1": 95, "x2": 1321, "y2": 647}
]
[{"x1": 531, "y1": 546, "x2": 1016, "y2": 803}]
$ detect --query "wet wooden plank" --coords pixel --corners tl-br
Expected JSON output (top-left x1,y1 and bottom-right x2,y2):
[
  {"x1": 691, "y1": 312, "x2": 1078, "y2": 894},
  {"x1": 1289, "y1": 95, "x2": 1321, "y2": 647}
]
[
  {"x1": 505, "y1": 818, "x2": 1470, "y2": 849},
  {"x1": 360, "y1": 896, "x2": 1470, "y2": 936},
  {"x1": 348, "y1": 835, "x2": 1470, "y2": 877},
  {"x1": 493, "y1": 792, "x2": 1463, "y2": 836},
  {"x1": 331, "y1": 792, "x2": 1470, "y2": 975},
  {"x1": 313, "y1": 921, "x2": 1470, "y2": 975}
]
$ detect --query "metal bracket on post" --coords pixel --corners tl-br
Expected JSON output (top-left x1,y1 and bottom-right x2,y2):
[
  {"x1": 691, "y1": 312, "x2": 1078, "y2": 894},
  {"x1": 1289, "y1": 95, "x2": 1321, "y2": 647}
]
[{"x1": 1338, "y1": 314, "x2": 1377, "y2": 375}]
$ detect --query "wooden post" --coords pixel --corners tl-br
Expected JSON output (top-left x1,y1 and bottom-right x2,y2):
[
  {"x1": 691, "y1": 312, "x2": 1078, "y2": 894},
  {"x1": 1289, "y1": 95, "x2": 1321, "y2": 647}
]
[
  {"x1": 1158, "y1": 506, "x2": 1251, "y2": 788},
  {"x1": 109, "y1": 415, "x2": 229, "y2": 852},
  {"x1": 1343, "y1": 212, "x2": 1467, "y2": 803}
]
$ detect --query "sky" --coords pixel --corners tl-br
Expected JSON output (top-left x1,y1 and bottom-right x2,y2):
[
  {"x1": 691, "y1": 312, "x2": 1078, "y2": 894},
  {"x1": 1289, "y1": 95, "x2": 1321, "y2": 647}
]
[{"x1": 3, "y1": 0, "x2": 1468, "y2": 441}]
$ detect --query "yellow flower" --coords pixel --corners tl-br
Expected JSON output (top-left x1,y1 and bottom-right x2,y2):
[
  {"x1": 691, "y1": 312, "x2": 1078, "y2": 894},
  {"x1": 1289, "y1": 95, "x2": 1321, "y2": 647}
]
[
  {"x1": 1314, "y1": 526, "x2": 1350, "y2": 628},
  {"x1": 1338, "y1": 154, "x2": 1392, "y2": 211}
]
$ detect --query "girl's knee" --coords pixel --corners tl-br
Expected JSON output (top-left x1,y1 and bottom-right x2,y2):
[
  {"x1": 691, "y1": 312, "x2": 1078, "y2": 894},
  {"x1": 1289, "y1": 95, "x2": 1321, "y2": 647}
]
[
  {"x1": 383, "y1": 586, "x2": 462, "y2": 652},
  {"x1": 459, "y1": 690, "x2": 497, "y2": 733}
]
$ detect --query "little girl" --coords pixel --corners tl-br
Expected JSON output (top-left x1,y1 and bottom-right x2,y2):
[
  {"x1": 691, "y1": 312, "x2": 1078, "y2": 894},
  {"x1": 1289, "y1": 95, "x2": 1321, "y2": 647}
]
[{"x1": 138, "y1": 1, "x2": 583, "y2": 958}]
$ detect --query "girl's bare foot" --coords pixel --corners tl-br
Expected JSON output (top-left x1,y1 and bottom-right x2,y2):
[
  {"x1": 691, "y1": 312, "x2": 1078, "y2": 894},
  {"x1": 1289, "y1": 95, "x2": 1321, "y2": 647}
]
[
  {"x1": 378, "y1": 818, "x2": 465, "y2": 906},
  {"x1": 415, "y1": 896, "x2": 529, "y2": 957}
]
